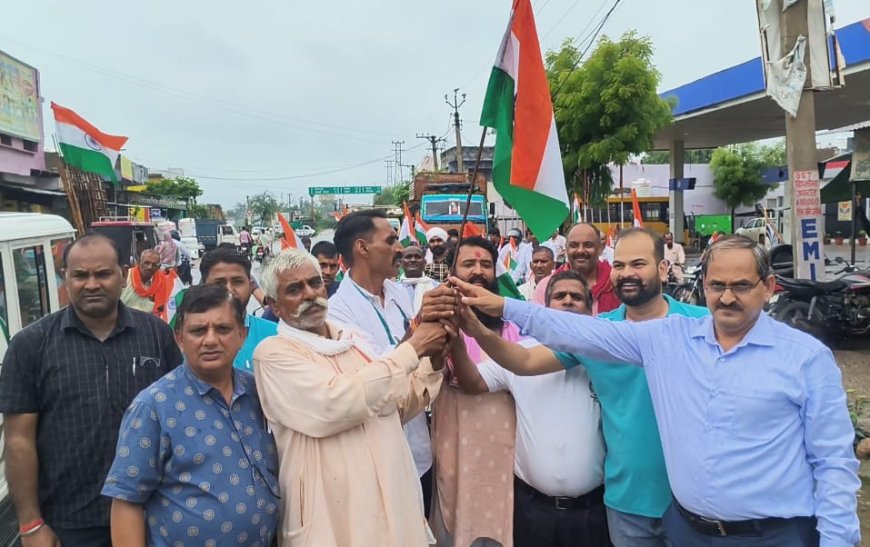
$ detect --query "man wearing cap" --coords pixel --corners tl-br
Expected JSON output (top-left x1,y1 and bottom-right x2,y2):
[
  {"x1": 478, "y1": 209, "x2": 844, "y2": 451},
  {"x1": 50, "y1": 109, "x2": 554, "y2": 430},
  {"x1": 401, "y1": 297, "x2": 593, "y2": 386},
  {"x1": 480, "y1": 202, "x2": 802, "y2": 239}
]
[
  {"x1": 425, "y1": 227, "x2": 451, "y2": 282},
  {"x1": 497, "y1": 228, "x2": 529, "y2": 284}
]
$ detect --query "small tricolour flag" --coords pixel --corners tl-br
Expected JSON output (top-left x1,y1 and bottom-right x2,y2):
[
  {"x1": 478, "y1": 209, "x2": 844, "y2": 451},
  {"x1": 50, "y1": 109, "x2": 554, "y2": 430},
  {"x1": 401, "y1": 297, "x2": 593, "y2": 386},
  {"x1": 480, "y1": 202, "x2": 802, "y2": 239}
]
[
  {"x1": 399, "y1": 203, "x2": 426, "y2": 247},
  {"x1": 162, "y1": 271, "x2": 186, "y2": 326},
  {"x1": 51, "y1": 102, "x2": 127, "y2": 183},
  {"x1": 481, "y1": 0, "x2": 569, "y2": 240},
  {"x1": 631, "y1": 189, "x2": 643, "y2": 228},
  {"x1": 277, "y1": 212, "x2": 305, "y2": 250},
  {"x1": 496, "y1": 256, "x2": 524, "y2": 300},
  {"x1": 572, "y1": 193, "x2": 581, "y2": 223}
]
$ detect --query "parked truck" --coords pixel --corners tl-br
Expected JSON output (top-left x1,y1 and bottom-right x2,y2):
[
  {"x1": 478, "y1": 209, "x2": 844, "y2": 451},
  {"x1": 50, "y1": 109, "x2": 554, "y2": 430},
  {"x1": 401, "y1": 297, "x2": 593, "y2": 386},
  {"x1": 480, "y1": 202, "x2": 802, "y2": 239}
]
[
  {"x1": 410, "y1": 172, "x2": 489, "y2": 234},
  {"x1": 194, "y1": 219, "x2": 240, "y2": 251}
]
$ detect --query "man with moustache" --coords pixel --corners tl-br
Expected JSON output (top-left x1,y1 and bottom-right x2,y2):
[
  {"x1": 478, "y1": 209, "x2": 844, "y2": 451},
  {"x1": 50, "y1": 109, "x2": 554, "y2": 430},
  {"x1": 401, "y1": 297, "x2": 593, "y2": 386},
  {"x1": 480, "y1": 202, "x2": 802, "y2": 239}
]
[
  {"x1": 253, "y1": 248, "x2": 450, "y2": 546},
  {"x1": 450, "y1": 268, "x2": 607, "y2": 547},
  {"x1": 453, "y1": 234, "x2": 860, "y2": 546},
  {"x1": 400, "y1": 245, "x2": 439, "y2": 314},
  {"x1": 0, "y1": 235, "x2": 182, "y2": 546},
  {"x1": 533, "y1": 223, "x2": 619, "y2": 314},
  {"x1": 518, "y1": 246, "x2": 555, "y2": 301},
  {"x1": 430, "y1": 236, "x2": 521, "y2": 547},
  {"x1": 424, "y1": 227, "x2": 451, "y2": 282},
  {"x1": 311, "y1": 240, "x2": 341, "y2": 297},
  {"x1": 663, "y1": 232, "x2": 685, "y2": 283},
  {"x1": 329, "y1": 210, "x2": 447, "y2": 518}
]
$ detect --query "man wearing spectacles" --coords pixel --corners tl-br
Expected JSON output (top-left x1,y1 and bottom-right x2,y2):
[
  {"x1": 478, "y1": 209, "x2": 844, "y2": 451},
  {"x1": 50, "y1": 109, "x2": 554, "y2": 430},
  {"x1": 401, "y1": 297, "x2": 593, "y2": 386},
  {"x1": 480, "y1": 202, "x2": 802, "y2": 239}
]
[{"x1": 453, "y1": 234, "x2": 860, "y2": 546}]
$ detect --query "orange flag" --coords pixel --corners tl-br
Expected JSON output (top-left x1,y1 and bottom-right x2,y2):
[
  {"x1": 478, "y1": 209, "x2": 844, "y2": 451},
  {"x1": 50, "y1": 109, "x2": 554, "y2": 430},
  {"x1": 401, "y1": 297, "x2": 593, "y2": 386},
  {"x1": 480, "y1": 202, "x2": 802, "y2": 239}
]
[{"x1": 278, "y1": 212, "x2": 304, "y2": 250}]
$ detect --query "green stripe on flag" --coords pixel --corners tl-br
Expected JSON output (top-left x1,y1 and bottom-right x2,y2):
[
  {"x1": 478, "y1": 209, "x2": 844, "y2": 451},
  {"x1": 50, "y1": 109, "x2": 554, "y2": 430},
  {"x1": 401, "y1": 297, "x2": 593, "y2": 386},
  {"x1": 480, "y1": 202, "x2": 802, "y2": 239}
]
[{"x1": 59, "y1": 142, "x2": 118, "y2": 182}]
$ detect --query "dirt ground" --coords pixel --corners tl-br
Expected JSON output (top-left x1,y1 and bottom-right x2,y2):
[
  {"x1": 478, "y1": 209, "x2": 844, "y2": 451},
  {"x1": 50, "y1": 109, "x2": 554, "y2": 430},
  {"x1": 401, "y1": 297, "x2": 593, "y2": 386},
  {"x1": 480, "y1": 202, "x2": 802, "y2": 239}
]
[{"x1": 834, "y1": 339, "x2": 870, "y2": 543}]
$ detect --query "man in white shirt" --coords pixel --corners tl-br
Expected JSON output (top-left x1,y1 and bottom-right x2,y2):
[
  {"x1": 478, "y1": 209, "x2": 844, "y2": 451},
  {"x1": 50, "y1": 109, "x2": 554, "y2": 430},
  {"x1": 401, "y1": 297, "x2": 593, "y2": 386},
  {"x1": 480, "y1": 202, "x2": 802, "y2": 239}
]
[
  {"x1": 449, "y1": 269, "x2": 607, "y2": 547},
  {"x1": 399, "y1": 245, "x2": 438, "y2": 314},
  {"x1": 497, "y1": 228, "x2": 528, "y2": 284},
  {"x1": 663, "y1": 232, "x2": 686, "y2": 283},
  {"x1": 328, "y1": 210, "x2": 447, "y2": 518},
  {"x1": 543, "y1": 230, "x2": 568, "y2": 264},
  {"x1": 518, "y1": 246, "x2": 555, "y2": 301}
]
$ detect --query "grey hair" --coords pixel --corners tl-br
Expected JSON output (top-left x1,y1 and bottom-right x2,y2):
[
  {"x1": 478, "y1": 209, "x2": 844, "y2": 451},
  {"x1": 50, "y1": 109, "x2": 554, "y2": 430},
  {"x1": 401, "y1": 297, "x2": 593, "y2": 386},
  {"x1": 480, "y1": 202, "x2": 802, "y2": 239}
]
[
  {"x1": 701, "y1": 235, "x2": 771, "y2": 279},
  {"x1": 260, "y1": 248, "x2": 322, "y2": 300}
]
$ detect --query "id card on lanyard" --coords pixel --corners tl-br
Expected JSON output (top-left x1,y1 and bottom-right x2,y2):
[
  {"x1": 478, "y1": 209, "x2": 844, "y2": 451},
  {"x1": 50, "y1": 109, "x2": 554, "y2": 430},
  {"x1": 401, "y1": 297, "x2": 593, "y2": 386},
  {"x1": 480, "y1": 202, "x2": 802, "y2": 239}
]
[{"x1": 352, "y1": 283, "x2": 409, "y2": 349}]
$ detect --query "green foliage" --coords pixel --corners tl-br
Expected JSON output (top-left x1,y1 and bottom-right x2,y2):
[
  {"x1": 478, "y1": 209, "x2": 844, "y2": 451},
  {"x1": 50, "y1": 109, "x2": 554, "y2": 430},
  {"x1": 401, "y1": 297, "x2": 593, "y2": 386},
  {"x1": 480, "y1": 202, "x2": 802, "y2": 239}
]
[
  {"x1": 546, "y1": 32, "x2": 673, "y2": 203},
  {"x1": 248, "y1": 192, "x2": 280, "y2": 227},
  {"x1": 641, "y1": 150, "x2": 670, "y2": 164},
  {"x1": 145, "y1": 176, "x2": 203, "y2": 203},
  {"x1": 758, "y1": 139, "x2": 786, "y2": 168},
  {"x1": 187, "y1": 203, "x2": 211, "y2": 218},
  {"x1": 710, "y1": 145, "x2": 770, "y2": 214},
  {"x1": 373, "y1": 182, "x2": 410, "y2": 207}
]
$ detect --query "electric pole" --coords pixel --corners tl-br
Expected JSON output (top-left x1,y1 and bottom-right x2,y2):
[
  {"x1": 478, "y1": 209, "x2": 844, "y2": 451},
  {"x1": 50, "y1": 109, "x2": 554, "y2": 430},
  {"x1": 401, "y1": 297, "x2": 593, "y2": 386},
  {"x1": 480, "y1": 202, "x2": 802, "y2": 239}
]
[
  {"x1": 392, "y1": 140, "x2": 405, "y2": 183},
  {"x1": 445, "y1": 88, "x2": 466, "y2": 173},
  {"x1": 782, "y1": 1, "x2": 823, "y2": 279},
  {"x1": 417, "y1": 133, "x2": 445, "y2": 171}
]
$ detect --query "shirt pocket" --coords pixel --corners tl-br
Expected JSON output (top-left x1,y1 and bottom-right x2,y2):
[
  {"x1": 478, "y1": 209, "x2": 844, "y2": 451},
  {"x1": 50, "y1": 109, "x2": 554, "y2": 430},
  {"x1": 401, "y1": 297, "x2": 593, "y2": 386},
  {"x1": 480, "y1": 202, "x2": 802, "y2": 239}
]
[{"x1": 725, "y1": 387, "x2": 796, "y2": 442}]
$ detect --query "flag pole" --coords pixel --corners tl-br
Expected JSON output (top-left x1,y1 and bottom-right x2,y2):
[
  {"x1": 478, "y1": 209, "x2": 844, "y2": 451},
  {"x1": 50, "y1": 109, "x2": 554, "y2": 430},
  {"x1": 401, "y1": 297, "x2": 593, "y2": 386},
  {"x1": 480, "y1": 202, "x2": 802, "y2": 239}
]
[{"x1": 451, "y1": 126, "x2": 489, "y2": 270}]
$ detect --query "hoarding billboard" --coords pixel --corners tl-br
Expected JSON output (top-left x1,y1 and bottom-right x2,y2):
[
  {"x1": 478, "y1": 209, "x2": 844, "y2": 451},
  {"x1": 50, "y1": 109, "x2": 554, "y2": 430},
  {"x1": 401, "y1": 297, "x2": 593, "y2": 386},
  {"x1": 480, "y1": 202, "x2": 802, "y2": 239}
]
[{"x1": 0, "y1": 50, "x2": 41, "y2": 142}]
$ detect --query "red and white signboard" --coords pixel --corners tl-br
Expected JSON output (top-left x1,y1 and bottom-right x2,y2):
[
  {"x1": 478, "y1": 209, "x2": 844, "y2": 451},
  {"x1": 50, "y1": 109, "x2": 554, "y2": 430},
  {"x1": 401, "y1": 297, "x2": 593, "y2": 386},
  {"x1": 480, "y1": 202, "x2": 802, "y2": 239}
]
[{"x1": 792, "y1": 170, "x2": 825, "y2": 280}]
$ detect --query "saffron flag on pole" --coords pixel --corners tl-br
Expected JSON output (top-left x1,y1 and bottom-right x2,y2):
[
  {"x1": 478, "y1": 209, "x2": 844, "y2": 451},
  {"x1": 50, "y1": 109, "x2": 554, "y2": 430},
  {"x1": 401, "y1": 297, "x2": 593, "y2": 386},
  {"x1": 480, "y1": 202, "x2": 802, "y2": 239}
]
[
  {"x1": 480, "y1": 0, "x2": 569, "y2": 239},
  {"x1": 277, "y1": 212, "x2": 305, "y2": 250},
  {"x1": 51, "y1": 102, "x2": 128, "y2": 183},
  {"x1": 462, "y1": 222, "x2": 483, "y2": 239},
  {"x1": 631, "y1": 189, "x2": 644, "y2": 227},
  {"x1": 415, "y1": 212, "x2": 432, "y2": 234}
]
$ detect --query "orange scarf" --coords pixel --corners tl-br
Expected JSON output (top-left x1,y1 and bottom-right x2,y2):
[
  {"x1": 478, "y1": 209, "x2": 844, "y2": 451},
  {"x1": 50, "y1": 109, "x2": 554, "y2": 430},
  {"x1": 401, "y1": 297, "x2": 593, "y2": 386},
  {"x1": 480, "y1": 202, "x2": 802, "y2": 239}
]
[{"x1": 130, "y1": 267, "x2": 174, "y2": 320}]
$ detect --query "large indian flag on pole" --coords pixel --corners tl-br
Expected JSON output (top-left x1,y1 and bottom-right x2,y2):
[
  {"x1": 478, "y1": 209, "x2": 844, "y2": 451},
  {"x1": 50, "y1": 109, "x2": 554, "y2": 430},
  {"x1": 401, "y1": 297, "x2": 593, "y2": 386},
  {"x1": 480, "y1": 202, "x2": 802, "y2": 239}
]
[
  {"x1": 51, "y1": 102, "x2": 127, "y2": 183},
  {"x1": 481, "y1": 0, "x2": 569, "y2": 239}
]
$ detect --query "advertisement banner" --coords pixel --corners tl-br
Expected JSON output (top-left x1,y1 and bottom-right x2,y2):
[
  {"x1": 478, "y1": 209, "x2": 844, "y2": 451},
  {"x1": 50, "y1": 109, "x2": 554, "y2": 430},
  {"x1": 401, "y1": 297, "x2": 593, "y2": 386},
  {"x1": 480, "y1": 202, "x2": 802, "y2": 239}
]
[
  {"x1": 793, "y1": 170, "x2": 825, "y2": 280},
  {"x1": 0, "y1": 50, "x2": 41, "y2": 141},
  {"x1": 837, "y1": 201, "x2": 852, "y2": 222}
]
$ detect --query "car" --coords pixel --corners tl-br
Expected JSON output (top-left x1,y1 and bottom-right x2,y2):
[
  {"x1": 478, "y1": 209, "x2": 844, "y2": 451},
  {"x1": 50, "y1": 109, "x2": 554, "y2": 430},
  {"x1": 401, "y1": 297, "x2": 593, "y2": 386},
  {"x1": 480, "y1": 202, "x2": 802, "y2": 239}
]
[
  {"x1": 90, "y1": 218, "x2": 160, "y2": 266},
  {"x1": 296, "y1": 224, "x2": 316, "y2": 237},
  {"x1": 735, "y1": 217, "x2": 768, "y2": 246}
]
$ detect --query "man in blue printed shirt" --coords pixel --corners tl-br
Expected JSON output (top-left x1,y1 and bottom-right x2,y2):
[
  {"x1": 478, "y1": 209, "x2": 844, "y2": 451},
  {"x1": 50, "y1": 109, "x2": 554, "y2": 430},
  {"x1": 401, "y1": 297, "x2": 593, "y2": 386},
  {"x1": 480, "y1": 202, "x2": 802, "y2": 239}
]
[
  {"x1": 199, "y1": 247, "x2": 277, "y2": 371},
  {"x1": 452, "y1": 228, "x2": 708, "y2": 547},
  {"x1": 102, "y1": 284, "x2": 279, "y2": 546},
  {"x1": 452, "y1": 235, "x2": 860, "y2": 547}
]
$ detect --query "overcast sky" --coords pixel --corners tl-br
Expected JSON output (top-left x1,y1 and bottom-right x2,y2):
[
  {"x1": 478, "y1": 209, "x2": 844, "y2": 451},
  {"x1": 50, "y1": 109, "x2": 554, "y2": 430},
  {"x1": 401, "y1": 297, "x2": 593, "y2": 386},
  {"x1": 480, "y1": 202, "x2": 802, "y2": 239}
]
[{"x1": 1, "y1": 0, "x2": 866, "y2": 208}]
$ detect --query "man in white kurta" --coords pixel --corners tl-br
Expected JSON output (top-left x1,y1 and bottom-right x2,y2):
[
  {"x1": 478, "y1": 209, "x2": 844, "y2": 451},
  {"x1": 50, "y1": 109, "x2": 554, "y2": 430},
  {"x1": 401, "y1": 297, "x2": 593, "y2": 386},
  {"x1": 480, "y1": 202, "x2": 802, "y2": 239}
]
[{"x1": 254, "y1": 249, "x2": 449, "y2": 546}]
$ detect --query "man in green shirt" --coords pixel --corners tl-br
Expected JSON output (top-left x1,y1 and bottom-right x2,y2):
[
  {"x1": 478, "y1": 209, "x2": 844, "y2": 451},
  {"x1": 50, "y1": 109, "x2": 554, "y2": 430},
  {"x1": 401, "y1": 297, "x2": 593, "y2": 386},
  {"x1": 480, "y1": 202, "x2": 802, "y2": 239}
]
[{"x1": 454, "y1": 227, "x2": 708, "y2": 547}]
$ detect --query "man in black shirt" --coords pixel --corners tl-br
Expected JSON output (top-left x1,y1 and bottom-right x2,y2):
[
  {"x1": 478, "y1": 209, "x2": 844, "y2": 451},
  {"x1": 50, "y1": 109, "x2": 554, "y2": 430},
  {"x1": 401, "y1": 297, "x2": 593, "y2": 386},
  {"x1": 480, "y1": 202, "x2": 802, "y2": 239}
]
[{"x1": 0, "y1": 234, "x2": 182, "y2": 547}]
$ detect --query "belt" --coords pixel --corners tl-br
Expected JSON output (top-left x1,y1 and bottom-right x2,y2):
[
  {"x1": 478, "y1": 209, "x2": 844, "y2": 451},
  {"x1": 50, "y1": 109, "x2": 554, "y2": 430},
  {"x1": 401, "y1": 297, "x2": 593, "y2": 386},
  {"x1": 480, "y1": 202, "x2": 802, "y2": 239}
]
[
  {"x1": 514, "y1": 477, "x2": 604, "y2": 511},
  {"x1": 673, "y1": 500, "x2": 803, "y2": 537}
]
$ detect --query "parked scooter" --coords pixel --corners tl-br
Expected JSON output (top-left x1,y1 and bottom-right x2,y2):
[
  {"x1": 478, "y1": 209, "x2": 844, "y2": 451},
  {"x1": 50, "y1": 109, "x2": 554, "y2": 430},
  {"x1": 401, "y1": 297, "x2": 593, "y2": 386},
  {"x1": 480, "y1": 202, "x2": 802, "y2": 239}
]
[
  {"x1": 770, "y1": 259, "x2": 870, "y2": 342},
  {"x1": 673, "y1": 259, "x2": 704, "y2": 305}
]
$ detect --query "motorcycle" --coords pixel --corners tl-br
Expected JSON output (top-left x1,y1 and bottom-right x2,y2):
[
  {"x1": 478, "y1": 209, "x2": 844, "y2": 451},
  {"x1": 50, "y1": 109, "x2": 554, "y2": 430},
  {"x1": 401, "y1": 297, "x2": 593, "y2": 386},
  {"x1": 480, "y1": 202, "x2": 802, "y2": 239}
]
[
  {"x1": 663, "y1": 262, "x2": 683, "y2": 297},
  {"x1": 769, "y1": 259, "x2": 870, "y2": 342},
  {"x1": 253, "y1": 244, "x2": 266, "y2": 264},
  {"x1": 673, "y1": 259, "x2": 704, "y2": 305}
]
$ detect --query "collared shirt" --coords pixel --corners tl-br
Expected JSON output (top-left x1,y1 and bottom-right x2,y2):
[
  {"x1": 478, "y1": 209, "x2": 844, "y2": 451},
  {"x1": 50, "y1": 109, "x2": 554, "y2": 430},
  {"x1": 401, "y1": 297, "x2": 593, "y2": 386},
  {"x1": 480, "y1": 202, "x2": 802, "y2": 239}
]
[
  {"x1": 517, "y1": 276, "x2": 537, "y2": 301},
  {"x1": 424, "y1": 260, "x2": 450, "y2": 283},
  {"x1": 479, "y1": 339, "x2": 604, "y2": 497},
  {"x1": 102, "y1": 364, "x2": 279, "y2": 546},
  {"x1": 555, "y1": 296, "x2": 710, "y2": 518},
  {"x1": 0, "y1": 304, "x2": 182, "y2": 528},
  {"x1": 497, "y1": 243, "x2": 529, "y2": 283},
  {"x1": 329, "y1": 273, "x2": 434, "y2": 477},
  {"x1": 234, "y1": 315, "x2": 278, "y2": 371},
  {"x1": 542, "y1": 234, "x2": 567, "y2": 262},
  {"x1": 504, "y1": 298, "x2": 860, "y2": 547}
]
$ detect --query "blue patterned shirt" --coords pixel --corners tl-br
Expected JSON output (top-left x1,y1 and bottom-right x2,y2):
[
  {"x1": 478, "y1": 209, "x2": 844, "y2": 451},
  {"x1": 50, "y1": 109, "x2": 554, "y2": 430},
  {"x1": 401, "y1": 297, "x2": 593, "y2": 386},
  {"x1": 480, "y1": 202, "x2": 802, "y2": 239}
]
[{"x1": 102, "y1": 364, "x2": 280, "y2": 547}]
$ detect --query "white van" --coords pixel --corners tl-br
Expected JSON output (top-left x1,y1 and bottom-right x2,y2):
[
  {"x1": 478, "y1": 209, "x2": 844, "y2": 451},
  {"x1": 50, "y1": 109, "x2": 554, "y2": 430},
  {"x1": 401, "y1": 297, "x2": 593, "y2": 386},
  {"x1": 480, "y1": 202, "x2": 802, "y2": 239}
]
[{"x1": 0, "y1": 213, "x2": 76, "y2": 543}]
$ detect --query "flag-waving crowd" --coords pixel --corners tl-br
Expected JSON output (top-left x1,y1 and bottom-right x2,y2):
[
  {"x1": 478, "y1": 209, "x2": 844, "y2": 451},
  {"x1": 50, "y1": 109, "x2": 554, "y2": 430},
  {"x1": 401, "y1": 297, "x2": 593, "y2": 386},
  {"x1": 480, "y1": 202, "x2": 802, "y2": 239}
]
[{"x1": 0, "y1": 210, "x2": 861, "y2": 547}]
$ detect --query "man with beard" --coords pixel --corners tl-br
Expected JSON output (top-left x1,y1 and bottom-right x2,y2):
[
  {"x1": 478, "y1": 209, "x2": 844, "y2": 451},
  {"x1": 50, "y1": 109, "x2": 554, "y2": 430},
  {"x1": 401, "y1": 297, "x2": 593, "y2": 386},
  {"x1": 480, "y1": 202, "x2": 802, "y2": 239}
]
[
  {"x1": 253, "y1": 248, "x2": 451, "y2": 546},
  {"x1": 400, "y1": 245, "x2": 438, "y2": 314},
  {"x1": 120, "y1": 248, "x2": 166, "y2": 314},
  {"x1": 449, "y1": 228, "x2": 709, "y2": 546},
  {"x1": 454, "y1": 234, "x2": 860, "y2": 547},
  {"x1": 424, "y1": 227, "x2": 451, "y2": 282},
  {"x1": 430, "y1": 236, "x2": 520, "y2": 547},
  {"x1": 449, "y1": 268, "x2": 607, "y2": 547},
  {"x1": 518, "y1": 246, "x2": 555, "y2": 301},
  {"x1": 329, "y1": 210, "x2": 447, "y2": 518},
  {"x1": 0, "y1": 235, "x2": 182, "y2": 546},
  {"x1": 533, "y1": 223, "x2": 620, "y2": 314}
]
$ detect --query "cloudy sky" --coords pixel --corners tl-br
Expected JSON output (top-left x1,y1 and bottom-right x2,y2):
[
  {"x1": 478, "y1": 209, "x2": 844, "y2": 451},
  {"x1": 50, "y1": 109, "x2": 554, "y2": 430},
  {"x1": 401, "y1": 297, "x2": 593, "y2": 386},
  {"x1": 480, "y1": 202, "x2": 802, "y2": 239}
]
[{"x1": 1, "y1": 0, "x2": 866, "y2": 208}]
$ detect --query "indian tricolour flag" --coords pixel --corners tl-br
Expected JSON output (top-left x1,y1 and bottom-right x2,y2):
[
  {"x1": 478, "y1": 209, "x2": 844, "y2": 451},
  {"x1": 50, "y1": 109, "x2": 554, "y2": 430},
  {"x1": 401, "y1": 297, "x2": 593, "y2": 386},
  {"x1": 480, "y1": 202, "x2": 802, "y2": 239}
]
[
  {"x1": 277, "y1": 212, "x2": 305, "y2": 250},
  {"x1": 399, "y1": 203, "x2": 426, "y2": 247},
  {"x1": 497, "y1": 255, "x2": 524, "y2": 300},
  {"x1": 572, "y1": 193, "x2": 581, "y2": 223},
  {"x1": 51, "y1": 102, "x2": 127, "y2": 183},
  {"x1": 630, "y1": 188, "x2": 644, "y2": 227},
  {"x1": 481, "y1": 0, "x2": 569, "y2": 240}
]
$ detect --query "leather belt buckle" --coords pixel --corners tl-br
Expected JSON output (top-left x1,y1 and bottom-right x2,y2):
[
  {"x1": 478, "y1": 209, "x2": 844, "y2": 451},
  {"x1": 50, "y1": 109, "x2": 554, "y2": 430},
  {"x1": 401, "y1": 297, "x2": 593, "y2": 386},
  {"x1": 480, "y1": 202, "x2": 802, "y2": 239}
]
[
  {"x1": 698, "y1": 515, "x2": 728, "y2": 536},
  {"x1": 554, "y1": 496, "x2": 572, "y2": 511}
]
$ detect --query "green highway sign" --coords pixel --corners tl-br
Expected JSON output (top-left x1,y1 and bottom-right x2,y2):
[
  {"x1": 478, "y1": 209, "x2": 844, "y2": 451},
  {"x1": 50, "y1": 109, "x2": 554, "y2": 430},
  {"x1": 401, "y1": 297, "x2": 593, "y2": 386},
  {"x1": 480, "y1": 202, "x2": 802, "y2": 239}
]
[{"x1": 308, "y1": 186, "x2": 382, "y2": 196}]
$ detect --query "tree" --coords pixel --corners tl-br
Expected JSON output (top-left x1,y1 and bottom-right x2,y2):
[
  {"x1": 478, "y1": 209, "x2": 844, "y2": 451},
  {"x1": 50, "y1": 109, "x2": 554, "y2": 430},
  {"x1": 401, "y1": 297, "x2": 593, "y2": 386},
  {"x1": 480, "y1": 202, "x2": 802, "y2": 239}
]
[
  {"x1": 758, "y1": 139, "x2": 786, "y2": 168},
  {"x1": 145, "y1": 176, "x2": 203, "y2": 204},
  {"x1": 546, "y1": 32, "x2": 673, "y2": 204},
  {"x1": 187, "y1": 203, "x2": 211, "y2": 218},
  {"x1": 711, "y1": 145, "x2": 770, "y2": 224},
  {"x1": 641, "y1": 149, "x2": 715, "y2": 164},
  {"x1": 373, "y1": 182, "x2": 410, "y2": 207},
  {"x1": 248, "y1": 191, "x2": 280, "y2": 227}
]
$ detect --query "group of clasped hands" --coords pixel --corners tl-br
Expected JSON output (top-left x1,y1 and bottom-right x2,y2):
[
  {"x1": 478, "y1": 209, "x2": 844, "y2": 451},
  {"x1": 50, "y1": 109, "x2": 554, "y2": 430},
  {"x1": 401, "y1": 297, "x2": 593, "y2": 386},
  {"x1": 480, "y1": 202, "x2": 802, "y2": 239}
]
[{"x1": 402, "y1": 277, "x2": 504, "y2": 360}]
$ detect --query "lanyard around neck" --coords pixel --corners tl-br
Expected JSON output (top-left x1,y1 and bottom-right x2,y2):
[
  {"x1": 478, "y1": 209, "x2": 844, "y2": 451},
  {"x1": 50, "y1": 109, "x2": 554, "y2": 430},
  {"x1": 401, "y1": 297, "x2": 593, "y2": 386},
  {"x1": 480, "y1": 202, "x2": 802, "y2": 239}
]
[{"x1": 351, "y1": 282, "x2": 408, "y2": 346}]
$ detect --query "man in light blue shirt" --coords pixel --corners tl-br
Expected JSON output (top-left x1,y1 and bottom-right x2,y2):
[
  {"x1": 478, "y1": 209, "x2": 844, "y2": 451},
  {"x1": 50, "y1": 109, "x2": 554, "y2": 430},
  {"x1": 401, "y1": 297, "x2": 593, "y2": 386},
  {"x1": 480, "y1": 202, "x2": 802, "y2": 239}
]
[
  {"x1": 452, "y1": 235, "x2": 860, "y2": 547},
  {"x1": 199, "y1": 247, "x2": 277, "y2": 371},
  {"x1": 454, "y1": 227, "x2": 708, "y2": 546}
]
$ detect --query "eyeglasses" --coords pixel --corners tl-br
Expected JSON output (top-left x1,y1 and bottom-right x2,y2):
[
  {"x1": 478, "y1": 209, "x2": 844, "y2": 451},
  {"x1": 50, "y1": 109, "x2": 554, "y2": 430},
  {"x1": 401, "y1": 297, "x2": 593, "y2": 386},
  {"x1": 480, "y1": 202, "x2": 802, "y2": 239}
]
[{"x1": 704, "y1": 278, "x2": 763, "y2": 295}]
